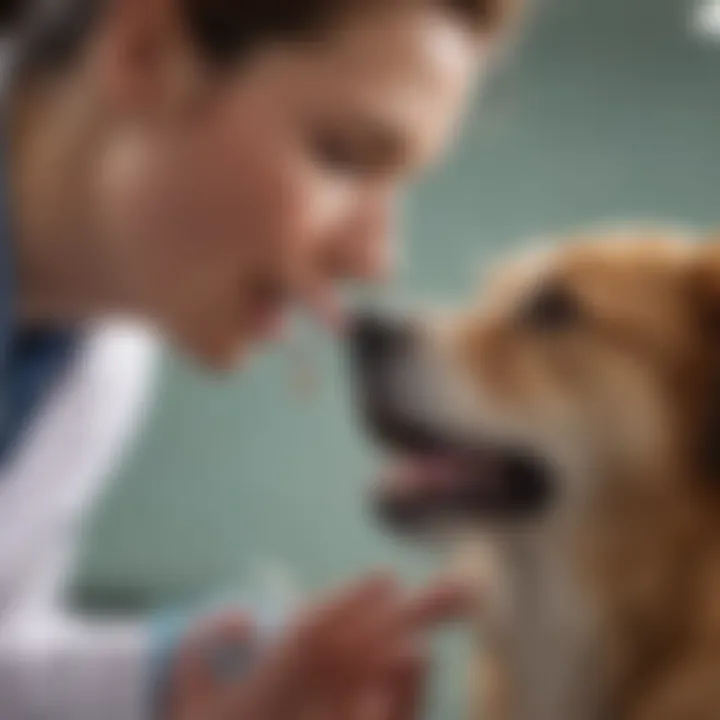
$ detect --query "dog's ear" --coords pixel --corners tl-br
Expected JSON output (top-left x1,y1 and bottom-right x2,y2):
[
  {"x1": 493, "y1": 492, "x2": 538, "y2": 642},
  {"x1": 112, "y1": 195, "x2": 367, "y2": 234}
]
[
  {"x1": 687, "y1": 242, "x2": 720, "y2": 476},
  {"x1": 688, "y1": 242, "x2": 720, "y2": 334}
]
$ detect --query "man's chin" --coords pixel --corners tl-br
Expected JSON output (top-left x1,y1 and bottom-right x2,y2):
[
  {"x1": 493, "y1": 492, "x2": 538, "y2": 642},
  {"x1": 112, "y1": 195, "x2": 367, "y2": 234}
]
[
  {"x1": 169, "y1": 309, "x2": 291, "y2": 371},
  {"x1": 172, "y1": 330, "x2": 253, "y2": 373}
]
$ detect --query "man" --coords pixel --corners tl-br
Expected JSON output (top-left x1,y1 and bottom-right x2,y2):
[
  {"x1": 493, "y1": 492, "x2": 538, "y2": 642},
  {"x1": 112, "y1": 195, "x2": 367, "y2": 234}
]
[{"x1": 0, "y1": 1, "x2": 511, "y2": 718}]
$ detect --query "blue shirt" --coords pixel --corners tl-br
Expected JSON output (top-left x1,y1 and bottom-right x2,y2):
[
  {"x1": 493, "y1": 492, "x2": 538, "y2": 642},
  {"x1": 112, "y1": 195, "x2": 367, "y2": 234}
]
[{"x1": 0, "y1": 128, "x2": 78, "y2": 465}]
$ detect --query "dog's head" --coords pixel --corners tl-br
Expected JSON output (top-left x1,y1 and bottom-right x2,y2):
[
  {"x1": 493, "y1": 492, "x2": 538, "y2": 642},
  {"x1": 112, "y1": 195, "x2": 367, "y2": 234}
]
[{"x1": 350, "y1": 228, "x2": 720, "y2": 536}]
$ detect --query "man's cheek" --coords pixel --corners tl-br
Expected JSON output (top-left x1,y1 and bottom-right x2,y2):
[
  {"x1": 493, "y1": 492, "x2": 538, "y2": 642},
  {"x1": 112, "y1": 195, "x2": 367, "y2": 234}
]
[{"x1": 255, "y1": 181, "x2": 324, "y2": 278}]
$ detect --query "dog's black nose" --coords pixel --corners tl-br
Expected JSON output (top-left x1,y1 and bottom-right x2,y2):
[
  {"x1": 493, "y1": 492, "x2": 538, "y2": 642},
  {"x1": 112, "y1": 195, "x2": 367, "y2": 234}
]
[{"x1": 350, "y1": 311, "x2": 415, "y2": 367}]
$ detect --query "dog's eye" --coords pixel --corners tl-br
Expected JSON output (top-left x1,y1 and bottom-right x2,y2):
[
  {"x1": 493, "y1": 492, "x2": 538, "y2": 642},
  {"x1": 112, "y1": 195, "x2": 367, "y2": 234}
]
[{"x1": 518, "y1": 282, "x2": 581, "y2": 332}]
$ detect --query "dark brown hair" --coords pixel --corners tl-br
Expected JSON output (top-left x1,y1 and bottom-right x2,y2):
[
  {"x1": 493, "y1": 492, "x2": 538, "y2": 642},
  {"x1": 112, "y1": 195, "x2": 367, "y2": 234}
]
[
  {"x1": 4, "y1": 0, "x2": 508, "y2": 77},
  {"x1": 179, "y1": 0, "x2": 508, "y2": 63}
]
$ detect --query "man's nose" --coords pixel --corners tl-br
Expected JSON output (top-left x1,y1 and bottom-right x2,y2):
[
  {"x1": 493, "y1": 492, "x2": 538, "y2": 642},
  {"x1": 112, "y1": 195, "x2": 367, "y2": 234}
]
[{"x1": 331, "y1": 204, "x2": 398, "y2": 282}]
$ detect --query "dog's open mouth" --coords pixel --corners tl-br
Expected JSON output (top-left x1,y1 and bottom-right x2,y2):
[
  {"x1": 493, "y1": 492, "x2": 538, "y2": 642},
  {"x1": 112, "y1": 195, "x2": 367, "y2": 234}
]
[
  {"x1": 348, "y1": 312, "x2": 554, "y2": 532},
  {"x1": 370, "y1": 417, "x2": 553, "y2": 531}
]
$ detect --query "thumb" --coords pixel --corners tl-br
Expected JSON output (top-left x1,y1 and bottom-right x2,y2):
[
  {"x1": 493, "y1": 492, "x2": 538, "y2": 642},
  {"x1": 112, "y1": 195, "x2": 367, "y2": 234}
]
[{"x1": 170, "y1": 613, "x2": 257, "y2": 716}]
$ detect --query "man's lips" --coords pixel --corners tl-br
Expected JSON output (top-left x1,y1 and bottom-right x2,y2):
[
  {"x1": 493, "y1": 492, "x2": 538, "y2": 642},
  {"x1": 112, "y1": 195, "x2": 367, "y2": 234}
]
[
  {"x1": 247, "y1": 282, "x2": 347, "y2": 342},
  {"x1": 247, "y1": 302, "x2": 288, "y2": 342},
  {"x1": 297, "y1": 284, "x2": 348, "y2": 333}
]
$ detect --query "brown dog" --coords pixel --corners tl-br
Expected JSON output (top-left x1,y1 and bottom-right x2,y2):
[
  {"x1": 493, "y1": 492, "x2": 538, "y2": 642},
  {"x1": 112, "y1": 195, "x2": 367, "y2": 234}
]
[{"x1": 350, "y1": 227, "x2": 720, "y2": 720}]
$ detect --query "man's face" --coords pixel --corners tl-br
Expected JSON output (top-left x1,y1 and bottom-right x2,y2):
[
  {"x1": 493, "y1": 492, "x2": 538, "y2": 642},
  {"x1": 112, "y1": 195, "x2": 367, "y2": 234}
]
[{"x1": 92, "y1": 7, "x2": 487, "y2": 367}]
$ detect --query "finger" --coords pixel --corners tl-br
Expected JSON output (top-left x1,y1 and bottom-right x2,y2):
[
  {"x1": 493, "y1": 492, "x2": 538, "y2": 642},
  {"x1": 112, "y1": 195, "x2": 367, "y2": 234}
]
[
  {"x1": 174, "y1": 613, "x2": 256, "y2": 709},
  {"x1": 380, "y1": 649, "x2": 429, "y2": 720},
  {"x1": 339, "y1": 650, "x2": 428, "y2": 720},
  {"x1": 317, "y1": 579, "x2": 464, "y2": 687},
  {"x1": 330, "y1": 586, "x2": 410, "y2": 676},
  {"x1": 322, "y1": 689, "x2": 372, "y2": 720},
  {"x1": 328, "y1": 571, "x2": 399, "y2": 619},
  {"x1": 393, "y1": 579, "x2": 475, "y2": 634},
  {"x1": 267, "y1": 575, "x2": 404, "y2": 705},
  {"x1": 201, "y1": 613, "x2": 258, "y2": 685},
  {"x1": 222, "y1": 636, "x2": 312, "y2": 720},
  {"x1": 345, "y1": 687, "x2": 391, "y2": 720},
  {"x1": 171, "y1": 642, "x2": 215, "y2": 717},
  {"x1": 307, "y1": 575, "x2": 404, "y2": 687},
  {"x1": 189, "y1": 612, "x2": 257, "y2": 654},
  {"x1": 348, "y1": 581, "x2": 471, "y2": 676},
  {"x1": 328, "y1": 576, "x2": 403, "y2": 648},
  {"x1": 299, "y1": 571, "x2": 399, "y2": 645}
]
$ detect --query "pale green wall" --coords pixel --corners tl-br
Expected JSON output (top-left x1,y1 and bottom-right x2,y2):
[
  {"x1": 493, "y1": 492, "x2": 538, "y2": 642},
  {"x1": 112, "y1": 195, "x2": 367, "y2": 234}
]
[{"x1": 74, "y1": 0, "x2": 720, "y2": 716}]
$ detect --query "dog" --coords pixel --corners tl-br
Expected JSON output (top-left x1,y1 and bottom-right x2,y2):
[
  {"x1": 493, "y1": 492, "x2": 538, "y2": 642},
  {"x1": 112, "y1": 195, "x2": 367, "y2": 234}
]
[{"x1": 349, "y1": 226, "x2": 720, "y2": 720}]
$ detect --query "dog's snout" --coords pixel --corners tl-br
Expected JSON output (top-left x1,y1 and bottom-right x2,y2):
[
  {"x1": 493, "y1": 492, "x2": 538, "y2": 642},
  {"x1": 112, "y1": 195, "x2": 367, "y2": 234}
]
[
  {"x1": 350, "y1": 312, "x2": 416, "y2": 367},
  {"x1": 349, "y1": 310, "x2": 446, "y2": 454}
]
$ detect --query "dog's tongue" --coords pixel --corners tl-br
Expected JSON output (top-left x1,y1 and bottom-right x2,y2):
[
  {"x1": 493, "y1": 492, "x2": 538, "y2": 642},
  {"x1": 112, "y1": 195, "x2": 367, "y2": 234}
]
[
  {"x1": 379, "y1": 451, "x2": 496, "y2": 505},
  {"x1": 382, "y1": 455, "x2": 458, "y2": 494}
]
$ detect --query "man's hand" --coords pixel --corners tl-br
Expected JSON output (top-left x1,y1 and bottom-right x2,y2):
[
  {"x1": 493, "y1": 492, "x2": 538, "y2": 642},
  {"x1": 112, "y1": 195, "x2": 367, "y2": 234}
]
[{"x1": 166, "y1": 572, "x2": 472, "y2": 720}]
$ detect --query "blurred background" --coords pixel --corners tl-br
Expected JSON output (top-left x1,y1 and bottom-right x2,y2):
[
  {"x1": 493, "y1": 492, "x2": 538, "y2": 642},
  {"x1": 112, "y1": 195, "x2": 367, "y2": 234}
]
[{"x1": 72, "y1": 0, "x2": 720, "y2": 716}]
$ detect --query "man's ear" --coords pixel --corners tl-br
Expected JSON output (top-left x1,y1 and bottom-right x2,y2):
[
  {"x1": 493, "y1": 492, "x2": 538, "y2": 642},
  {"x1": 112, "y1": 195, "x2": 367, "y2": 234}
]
[{"x1": 94, "y1": 0, "x2": 200, "y2": 115}]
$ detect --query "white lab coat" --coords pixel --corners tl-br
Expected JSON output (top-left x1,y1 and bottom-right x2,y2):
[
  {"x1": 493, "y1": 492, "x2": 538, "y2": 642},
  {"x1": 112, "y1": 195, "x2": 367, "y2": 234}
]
[{"x1": 0, "y1": 322, "x2": 161, "y2": 720}]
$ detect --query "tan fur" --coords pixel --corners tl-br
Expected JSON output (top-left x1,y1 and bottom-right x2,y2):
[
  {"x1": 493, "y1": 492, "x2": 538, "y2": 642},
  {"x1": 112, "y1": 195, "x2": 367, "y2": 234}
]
[{"x1": 440, "y1": 228, "x2": 720, "y2": 720}]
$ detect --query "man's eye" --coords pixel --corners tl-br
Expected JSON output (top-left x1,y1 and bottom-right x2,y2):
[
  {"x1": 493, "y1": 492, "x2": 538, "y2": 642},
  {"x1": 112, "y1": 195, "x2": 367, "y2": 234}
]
[
  {"x1": 518, "y1": 282, "x2": 582, "y2": 332},
  {"x1": 310, "y1": 132, "x2": 377, "y2": 175}
]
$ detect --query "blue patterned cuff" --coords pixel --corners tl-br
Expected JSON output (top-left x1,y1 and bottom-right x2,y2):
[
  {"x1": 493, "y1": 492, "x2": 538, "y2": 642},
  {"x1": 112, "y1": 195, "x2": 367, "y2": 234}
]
[
  {"x1": 149, "y1": 607, "x2": 194, "y2": 718},
  {"x1": 148, "y1": 593, "x2": 289, "y2": 719}
]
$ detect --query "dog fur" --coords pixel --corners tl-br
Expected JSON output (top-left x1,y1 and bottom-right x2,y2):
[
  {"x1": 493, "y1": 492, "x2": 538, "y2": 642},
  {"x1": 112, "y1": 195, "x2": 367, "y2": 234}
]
[{"x1": 395, "y1": 227, "x2": 720, "y2": 720}]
